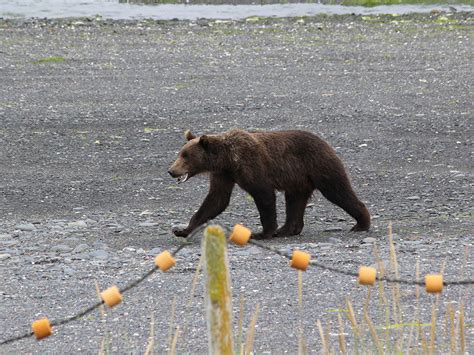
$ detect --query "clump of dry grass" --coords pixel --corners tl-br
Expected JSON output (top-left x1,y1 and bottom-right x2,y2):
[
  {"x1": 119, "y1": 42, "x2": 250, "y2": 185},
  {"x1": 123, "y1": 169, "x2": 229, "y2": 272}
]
[{"x1": 314, "y1": 224, "x2": 470, "y2": 354}]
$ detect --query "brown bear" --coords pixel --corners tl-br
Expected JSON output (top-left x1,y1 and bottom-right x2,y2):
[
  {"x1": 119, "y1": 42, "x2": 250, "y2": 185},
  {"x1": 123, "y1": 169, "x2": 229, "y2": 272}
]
[{"x1": 168, "y1": 129, "x2": 370, "y2": 239}]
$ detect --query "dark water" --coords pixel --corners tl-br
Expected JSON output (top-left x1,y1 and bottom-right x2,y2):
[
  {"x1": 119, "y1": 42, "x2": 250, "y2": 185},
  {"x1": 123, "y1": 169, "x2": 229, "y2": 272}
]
[{"x1": 0, "y1": 0, "x2": 472, "y2": 19}]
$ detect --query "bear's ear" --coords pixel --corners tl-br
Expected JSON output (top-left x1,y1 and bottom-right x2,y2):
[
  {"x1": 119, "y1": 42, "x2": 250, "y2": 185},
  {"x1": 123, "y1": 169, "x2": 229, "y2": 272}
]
[
  {"x1": 199, "y1": 135, "x2": 210, "y2": 150},
  {"x1": 184, "y1": 130, "x2": 196, "y2": 141},
  {"x1": 199, "y1": 135, "x2": 221, "y2": 153}
]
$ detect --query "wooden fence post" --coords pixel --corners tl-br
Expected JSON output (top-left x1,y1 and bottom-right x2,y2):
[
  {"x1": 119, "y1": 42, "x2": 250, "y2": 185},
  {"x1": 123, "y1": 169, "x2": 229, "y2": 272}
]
[{"x1": 202, "y1": 225, "x2": 234, "y2": 355}]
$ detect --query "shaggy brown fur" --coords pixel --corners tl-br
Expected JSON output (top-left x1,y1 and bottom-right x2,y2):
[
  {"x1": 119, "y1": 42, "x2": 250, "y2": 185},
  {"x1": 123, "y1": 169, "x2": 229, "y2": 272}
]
[{"x1": 168, "y1": 129, "x2": 370, "y2": 239}]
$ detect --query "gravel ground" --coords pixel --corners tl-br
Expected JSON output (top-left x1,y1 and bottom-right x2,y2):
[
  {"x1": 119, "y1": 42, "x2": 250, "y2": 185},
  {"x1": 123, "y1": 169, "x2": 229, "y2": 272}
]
[{"x1": 0, "y1": 13, "x2": 473, "y2": 353}]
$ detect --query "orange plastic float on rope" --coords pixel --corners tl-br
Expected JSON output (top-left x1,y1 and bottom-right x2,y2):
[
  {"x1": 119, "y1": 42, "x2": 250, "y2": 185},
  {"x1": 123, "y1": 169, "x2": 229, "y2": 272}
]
[
  {"x1": 155, "y1": 250, "x2": 176, "y2": 272},
  {"x1": 290, "y1": 250, "x2": 311, "y2": 271},
  {"x1": 358, "y1": 266, "x2": 377, "y2": 286},
  {"x1": 229, "y1": 224, "x2": 252, "y2": 246},
  {"x1": 425, "y1": 274, "x2": 443, "y2": 293},
  {"x1": 32, "y1": 318, "x2": 52, "y2": 340},
  {"x1": 100, "y1": 285, "x2": 123, "y2": 308}
]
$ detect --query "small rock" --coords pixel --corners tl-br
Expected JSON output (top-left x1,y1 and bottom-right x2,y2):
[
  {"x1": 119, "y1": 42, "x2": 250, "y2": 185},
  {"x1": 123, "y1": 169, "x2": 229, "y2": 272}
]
[
  {"x1": 324, "y1": 226, "x2": 343, "y2": 232},
  {"x1": 232, "y1": 246, "x2": 261, "y2": 256},
  {"x1": 67, "y1": 220, "x2": 88, "y2": 228},
  {"x1": 1, "y1": 240, "x2": 18, "y2": 247},
  {"x1": 52, "y1": 244, "x2": 72, "y2": 253},
  {"x1": 406, "y1": 196, "x2": 420, "y2": 200},
  {"x1": 93, "y1": 242, "x2": 108, "y2": 249},
  {"x1": 62, "y1": 266, "x2": 77, "y2": 276},
  {"x1": 72, "y1": 244, "x2": 90, "y2": 253},
  {"x1": 147, "y1": 247, "x2": 162, "y2": 256},
  {"x1": 71, "y1": 253, "x2": 90, "y2": 260},
  {"x1": 15, "y1": 223, "x2": 36, "y2": 231},
  {"x1": 89, "y1": 250, "x2": 109, "y2": 260},
  {"x1": 328, "y1": 237, "x2": 343, "y2": 244},
  {"x1": 362, "y1": 237, "x2": 377, "y2": 244},
  {"x1": 0, "y1": 254, "x2": 12, "y2": 261},
  {"x1": 139, "y1": 222, "x2": 159, "y2": 227},
  {"x1": 0, "y1": 234, "x2": 11, "y2": 240},
  {"x1": 318, "y1": 243, "x2": 334, "y2": 250}
]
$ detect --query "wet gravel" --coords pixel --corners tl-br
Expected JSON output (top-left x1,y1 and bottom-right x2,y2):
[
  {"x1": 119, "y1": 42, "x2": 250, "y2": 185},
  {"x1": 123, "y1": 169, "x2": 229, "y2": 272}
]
[{"x1": 0, "y1": 12, "x2": 473, "y2": 353}]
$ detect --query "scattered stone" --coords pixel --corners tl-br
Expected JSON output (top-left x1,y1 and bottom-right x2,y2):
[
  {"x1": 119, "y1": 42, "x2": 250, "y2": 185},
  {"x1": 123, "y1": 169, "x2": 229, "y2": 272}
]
[
  {"x1": 67, "y1": 220, "x2": 88, "y2": 228},
  {"x1": 72, "y1": 253, "x2": 90, "y2": 260},
  {"x1": 89, "y1": 250, "x2": 109, "y2": 260},
  {"x1": 51, "y1": 244, "x2": 73, "y2": 253},
  {"x1": 139, "y1": 221, "x2": 159, "y2": 227},
  {"x1": 15, "y1": 223, "x2": 36, "y2": 231},
  {"x1": 362, "y1": 237, "x2": 377, "y2": 244},
  {"x1": 93, "y1": 242, "x2": 108, "y2": 249},
  {"x1": 0, "y1": 240, "x2": 18, "y2": 247},
  {"x1": 72, "y1": 244, "x2": 90, "y2": 253},
  {"x1": 406, "y1": 196, "x2": 420, "y2": 200},
  {"x1": 0, "y1": 254, "x2": 12, "y2": 261},
  {"x1": 62, "y1": 266, "x2": 77, "y2": 276},
  {"x1": 324, "y1": 226, "x2": 343, "y2": 232},
  {"x1": 147, "y1": 247, "x2": 162, "y2": 256}
]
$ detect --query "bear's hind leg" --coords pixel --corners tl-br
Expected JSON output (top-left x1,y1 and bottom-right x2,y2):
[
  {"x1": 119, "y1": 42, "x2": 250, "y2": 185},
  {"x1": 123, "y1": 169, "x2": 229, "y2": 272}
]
[
  {"x1": 318, "y1": 182, "x2": 370, "y2": 232},
  {"x1": 275, "y1": 191, "x2": 312, "y2": 238}
]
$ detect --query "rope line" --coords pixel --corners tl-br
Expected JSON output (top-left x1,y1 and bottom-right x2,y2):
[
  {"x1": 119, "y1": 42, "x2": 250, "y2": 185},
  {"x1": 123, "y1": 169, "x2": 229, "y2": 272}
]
[
  {"x1": 1, "y1": 223, "x2": 472, "y2": 346},
  {"x1": 247, "y1": 236, "x2": 473, "y2": 286},
  {"x1": 0, "y1": 226, "x2": 204, "y2": 347}
]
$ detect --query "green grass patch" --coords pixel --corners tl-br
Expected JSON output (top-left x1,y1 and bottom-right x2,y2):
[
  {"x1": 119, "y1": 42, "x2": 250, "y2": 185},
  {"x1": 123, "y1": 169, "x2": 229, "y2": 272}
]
[
  {"x1": 341, "y1": 0, "x2": 471, "y2": 5},
  {"x1": 32, "y1": 56, "x2": 66, "y2": 64}
]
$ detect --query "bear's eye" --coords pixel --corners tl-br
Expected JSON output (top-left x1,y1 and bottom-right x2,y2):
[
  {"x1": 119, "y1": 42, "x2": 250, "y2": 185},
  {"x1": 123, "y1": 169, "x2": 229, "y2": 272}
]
[{"x1": 182, "y1": 152, "x2": 189, "y2": 160}]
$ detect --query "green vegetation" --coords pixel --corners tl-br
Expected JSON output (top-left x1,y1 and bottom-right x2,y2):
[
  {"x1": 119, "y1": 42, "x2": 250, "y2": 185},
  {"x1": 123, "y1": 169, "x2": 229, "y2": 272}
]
[
  {"x1": 121, "y1": 0, "x2": 473, "y2": 6},
  {"x1": 32, "y1": 56, "x2": 66, "y2": 64},
  {"x1": 340, "y1": 0, "x2": 471, "y2": 6}
]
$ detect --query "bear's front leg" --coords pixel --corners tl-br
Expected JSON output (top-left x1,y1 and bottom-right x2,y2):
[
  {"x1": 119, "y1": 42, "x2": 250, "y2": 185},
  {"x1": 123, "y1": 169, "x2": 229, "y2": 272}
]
[
  {"x1": 249, "y1": 188, "x2": 278, "y2": 240},
  {"x1": 173, "y1": 174, "x2": 235, "y2": 238}
]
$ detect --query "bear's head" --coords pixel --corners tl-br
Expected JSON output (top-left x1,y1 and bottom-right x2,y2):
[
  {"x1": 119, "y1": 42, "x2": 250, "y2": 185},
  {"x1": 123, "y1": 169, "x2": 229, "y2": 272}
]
[{"x1": 168, "y1": 130, "x2": 225, "y2": 183}]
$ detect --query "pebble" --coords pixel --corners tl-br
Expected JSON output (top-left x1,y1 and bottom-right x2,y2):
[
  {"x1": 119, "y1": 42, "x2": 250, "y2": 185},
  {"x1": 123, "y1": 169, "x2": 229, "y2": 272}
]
[
  {"x1": 93, "y1": 241, "x2": 108, "y2": 249},
  {"x1": 406, "y1": 196, "x2": 421, "y2": 200},
  {"x1": 139, "y1": 221, "x2": 160, "y2": 227},
  {"x1": 89, "y1": 250, "x2": 109, "y2": 260},
  {"x1": 51, "y1": 244, "x2": 73, "y2": 253},
  {"x1": 1, "y1": 240, "x2": 18, "y2": 247},
  {"x1": 362, "y1": 237, "x2": 377, "y2": 244},
  {"x1": 0, "y1": 234, "x2": 11, "y2": 240},
  {"x1": 15, "y1": 223, "x2": 36, "y2": 231},
  {"x1": 67, "y1": 220, "x2": 88, "y2": 228},
  {"x1": 0, "y1": 253, "x2": 12, "y2": 261},
  {"x1": 147, "y1": 247, "x2": 162, "y2": 256},
  {"x1": 72, "y1": 244, "x2": 90, "y2": 253},
  {"x1": 232, "y1": 246, "x2": 261, "y2": 256},
  {"x1": 323, "y1": 226, "x2": 343, "y2": 232},
  {"x1": 62, "y1": 266, "x2": 77, "y2": 276}
]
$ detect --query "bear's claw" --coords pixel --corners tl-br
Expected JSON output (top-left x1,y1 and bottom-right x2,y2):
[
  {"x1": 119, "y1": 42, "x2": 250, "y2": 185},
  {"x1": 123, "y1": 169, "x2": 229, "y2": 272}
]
[
  {"x1": 350, "y1": 223, "x2": 370, "y2": 232},
  {"x1": 172, "y1": 227, "x2": 189, "y2": 238},
  {"x1": 251, "y1": 232, "x2": 273, "y2": 240}
]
